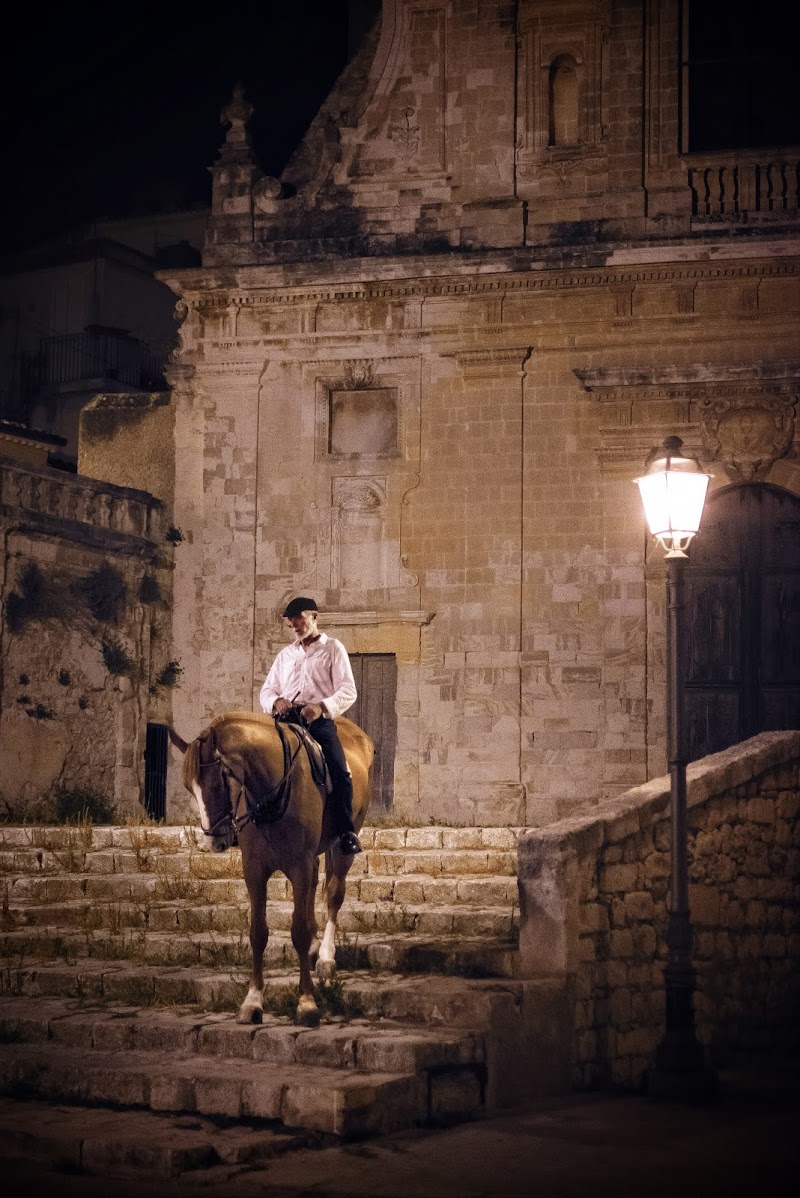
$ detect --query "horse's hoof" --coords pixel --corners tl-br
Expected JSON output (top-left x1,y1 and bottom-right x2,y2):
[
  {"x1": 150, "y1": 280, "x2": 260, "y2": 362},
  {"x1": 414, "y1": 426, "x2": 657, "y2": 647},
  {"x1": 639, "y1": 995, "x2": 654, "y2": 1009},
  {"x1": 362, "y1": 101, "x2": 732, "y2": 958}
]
[
  {"x1": 295, "y1": 999, "x2": 321, "y2": 1027},
  {"x1": 237, "y1": 1006, "x2": 263, "y2": 1025},
  {"x1": 315, "y1": 958, "x2": 336, "y2": 982}
]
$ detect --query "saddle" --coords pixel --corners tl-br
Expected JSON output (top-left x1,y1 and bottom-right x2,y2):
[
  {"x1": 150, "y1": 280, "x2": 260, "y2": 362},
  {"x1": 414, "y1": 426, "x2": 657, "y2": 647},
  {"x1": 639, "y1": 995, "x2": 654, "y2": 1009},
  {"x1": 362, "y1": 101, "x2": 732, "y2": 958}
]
[{"x1": 274, "y1": 708, "x2": 331, "y2": 796}]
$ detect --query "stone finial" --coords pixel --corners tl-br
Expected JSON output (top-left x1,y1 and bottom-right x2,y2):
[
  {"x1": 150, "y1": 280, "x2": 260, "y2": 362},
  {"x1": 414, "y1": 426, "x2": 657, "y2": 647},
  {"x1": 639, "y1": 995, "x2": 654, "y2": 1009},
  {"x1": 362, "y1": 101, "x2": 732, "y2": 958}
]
[{"x1": 217, "y1": 83, "x2": 255, "y2": 163}]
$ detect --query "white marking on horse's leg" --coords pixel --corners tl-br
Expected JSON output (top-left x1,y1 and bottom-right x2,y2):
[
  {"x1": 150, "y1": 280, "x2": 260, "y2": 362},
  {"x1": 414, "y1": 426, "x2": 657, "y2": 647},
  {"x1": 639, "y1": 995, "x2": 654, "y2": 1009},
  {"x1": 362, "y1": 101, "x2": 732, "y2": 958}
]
[
  {"x1": 238, "y1": 984, "x2": 265, "y2": 1024},
  {"x1": 317, "y1": 918, "x2": 337, "y2": 967},
  {"x1": 319, "y1": 918, "x2": 337, "y2": 963}
]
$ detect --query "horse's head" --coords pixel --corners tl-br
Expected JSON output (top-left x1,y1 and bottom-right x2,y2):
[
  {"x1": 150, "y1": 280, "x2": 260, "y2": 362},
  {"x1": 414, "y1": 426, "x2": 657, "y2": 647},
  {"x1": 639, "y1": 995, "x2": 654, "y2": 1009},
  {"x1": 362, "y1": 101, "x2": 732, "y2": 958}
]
[{"x1": 179, "y1": 726, "x2": 236, "y2": 852}]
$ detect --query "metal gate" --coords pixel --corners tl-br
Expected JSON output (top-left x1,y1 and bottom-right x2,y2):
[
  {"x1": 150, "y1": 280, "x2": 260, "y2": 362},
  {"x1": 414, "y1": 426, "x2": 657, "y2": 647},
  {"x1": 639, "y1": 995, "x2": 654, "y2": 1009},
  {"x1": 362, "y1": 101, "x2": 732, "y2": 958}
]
[
  {"x1": 347, "y1": 653, "x2": 397, "y2": 812},
  {"x1": 144, "y1": 722, "x2": 169, "y2": 821}
]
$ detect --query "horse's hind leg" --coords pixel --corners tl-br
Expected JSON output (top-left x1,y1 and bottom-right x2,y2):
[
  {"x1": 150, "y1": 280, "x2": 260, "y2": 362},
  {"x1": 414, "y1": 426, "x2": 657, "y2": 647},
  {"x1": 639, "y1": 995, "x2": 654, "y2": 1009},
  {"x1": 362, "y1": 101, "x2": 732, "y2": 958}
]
[
  {"x1": 316, "y1": 846, "x2": 352, "y2": 981},
  {"x1": 238, "y1": 863, "x2": 270, "y2": 1025},
  {"x1": 288, "y1": 857, "x2": 320, "y2": 1027}
]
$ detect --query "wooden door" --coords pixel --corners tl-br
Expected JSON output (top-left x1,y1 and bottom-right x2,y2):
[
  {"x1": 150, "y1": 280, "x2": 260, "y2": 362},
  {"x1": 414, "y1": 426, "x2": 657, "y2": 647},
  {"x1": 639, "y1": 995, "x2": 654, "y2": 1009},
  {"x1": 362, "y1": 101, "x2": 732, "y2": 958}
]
[
  {"x1": 683, "y1": 484, "x2": 800, "y2": 760},
  {"x1": 347, "y1": 653, "x2": 397, "y2": 811}
]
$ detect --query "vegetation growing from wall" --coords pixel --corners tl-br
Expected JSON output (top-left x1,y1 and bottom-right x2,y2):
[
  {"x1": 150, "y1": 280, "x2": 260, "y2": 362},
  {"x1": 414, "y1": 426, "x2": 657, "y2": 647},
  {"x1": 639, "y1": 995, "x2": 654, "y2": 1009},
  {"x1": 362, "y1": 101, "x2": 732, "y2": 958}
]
[
  {"x1": 4, "y1": 563, "x2": 68, "y2": 632},
  {"x1": 100, "y1": 637, "x2": 136, "y2": 677},
  {"x1": 74, "y1": 562, "x2": 126, "y2": 623},
  {"x1": 138, "y1": 573, "x2": 161, "y2": 603},
  {"x1": 55, "y1": 786, "x2": 116, "y2": 824},
  {"x1": 153, "y1": 659, "x2": 183, "y2": 690}
]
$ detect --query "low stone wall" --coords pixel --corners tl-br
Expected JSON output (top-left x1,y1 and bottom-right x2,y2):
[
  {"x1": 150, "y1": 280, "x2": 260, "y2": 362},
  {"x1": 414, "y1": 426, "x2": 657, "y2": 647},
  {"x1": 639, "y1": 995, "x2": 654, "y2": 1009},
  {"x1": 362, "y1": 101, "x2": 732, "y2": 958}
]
[{"x1": 517, "y1": 732, "x2": 800, "y2": 1088}]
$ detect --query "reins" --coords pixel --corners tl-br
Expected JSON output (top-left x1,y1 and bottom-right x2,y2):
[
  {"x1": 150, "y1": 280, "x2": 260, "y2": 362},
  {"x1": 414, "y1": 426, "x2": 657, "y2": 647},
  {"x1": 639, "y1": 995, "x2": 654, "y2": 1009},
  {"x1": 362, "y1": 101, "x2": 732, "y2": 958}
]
[{"x1": 195, "y1": 721, "x2": 305, "y2": 838}]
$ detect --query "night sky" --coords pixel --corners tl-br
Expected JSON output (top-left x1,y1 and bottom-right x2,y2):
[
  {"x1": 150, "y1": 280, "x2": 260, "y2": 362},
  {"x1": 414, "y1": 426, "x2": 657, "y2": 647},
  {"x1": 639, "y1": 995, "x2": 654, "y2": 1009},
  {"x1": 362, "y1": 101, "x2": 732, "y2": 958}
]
[{"x1": 1, "y1": 1, "x2": 359, "y2": 255}]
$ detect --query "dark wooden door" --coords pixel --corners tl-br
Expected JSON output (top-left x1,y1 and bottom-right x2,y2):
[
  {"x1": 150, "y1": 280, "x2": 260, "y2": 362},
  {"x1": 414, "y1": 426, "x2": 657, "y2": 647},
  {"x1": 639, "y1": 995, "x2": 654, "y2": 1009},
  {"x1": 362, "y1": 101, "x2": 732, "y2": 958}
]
[
  {"x1": 683, "y1": 484, "x2": 800, "y2": 760},
  {"x1": 347, "y1": 653, "x2": 397, "y2": 811}
]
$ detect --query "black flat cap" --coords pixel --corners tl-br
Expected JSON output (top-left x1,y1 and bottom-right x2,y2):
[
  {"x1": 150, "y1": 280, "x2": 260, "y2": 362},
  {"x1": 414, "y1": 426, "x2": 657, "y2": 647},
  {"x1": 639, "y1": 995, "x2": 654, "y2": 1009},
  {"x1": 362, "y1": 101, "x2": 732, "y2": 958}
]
[{"x1": 282, "y1": 596, "x2": 318, "y2": 618}]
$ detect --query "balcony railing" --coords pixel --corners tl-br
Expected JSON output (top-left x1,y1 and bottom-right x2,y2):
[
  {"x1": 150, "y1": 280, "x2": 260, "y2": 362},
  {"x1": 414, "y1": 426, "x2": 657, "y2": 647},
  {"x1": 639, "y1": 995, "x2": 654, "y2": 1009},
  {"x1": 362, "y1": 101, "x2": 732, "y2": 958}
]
[
  {"x1": 35, "y1": 330, "x2": 167, "y2": 391},
  {"x1": 689, "y1": 158, "x2": 800, "y2": 218}
]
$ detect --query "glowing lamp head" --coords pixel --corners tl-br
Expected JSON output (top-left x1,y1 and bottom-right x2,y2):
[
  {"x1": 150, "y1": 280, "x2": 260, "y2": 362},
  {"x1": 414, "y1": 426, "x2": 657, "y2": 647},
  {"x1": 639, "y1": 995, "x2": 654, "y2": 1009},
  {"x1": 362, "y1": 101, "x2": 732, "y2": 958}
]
[{"x1": 635, "y1": 436, "x2": 711, "y2": 558}]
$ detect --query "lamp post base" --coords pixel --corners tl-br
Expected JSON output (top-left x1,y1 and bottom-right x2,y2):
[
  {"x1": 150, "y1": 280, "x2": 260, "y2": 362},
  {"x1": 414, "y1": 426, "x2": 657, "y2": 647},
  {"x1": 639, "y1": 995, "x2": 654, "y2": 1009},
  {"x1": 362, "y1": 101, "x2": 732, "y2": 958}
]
[{"x1": 646, "y1": 1036, "x2": 719, "y2": 1103}]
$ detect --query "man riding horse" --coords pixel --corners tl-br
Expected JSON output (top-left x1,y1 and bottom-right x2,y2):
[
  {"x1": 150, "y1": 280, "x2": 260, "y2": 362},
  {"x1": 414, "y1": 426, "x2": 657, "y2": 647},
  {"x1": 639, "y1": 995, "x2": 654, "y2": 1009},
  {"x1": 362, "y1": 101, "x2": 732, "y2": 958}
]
[{"x1": 259, "y1": 597, "x2": 362, "y2": 856}]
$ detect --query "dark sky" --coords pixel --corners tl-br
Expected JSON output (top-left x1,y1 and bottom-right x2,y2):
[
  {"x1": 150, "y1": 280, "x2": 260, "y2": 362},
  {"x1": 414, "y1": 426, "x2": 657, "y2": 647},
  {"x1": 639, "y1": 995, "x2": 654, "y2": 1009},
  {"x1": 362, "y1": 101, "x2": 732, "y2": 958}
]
[{"x1": 1, "y1": 1, "x2": 366, "y2": 254}]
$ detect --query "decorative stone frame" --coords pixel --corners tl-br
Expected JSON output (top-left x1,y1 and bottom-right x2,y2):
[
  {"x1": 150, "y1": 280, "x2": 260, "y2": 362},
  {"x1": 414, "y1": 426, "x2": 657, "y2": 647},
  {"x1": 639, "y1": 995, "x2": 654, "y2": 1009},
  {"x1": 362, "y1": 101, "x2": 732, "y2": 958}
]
[
  {"x1": 313, "y1": 358, "x2": 417, "y2": 467},
  {"x1": 516, "y1": 8, "x2": 610, "y2": 194}
]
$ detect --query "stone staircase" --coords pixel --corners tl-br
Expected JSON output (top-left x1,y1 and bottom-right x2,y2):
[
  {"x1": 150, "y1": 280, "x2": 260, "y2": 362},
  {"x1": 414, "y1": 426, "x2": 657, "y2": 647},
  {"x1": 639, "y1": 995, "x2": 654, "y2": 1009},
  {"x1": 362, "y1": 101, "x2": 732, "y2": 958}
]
[{"x1": 0, "y1": 822, "x2": 566, "y2": 1180}]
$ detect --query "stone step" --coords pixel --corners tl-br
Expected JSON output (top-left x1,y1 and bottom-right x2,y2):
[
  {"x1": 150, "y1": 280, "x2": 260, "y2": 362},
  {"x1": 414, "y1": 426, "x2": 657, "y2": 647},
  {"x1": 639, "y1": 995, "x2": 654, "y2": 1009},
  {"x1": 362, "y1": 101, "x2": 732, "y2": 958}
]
[
  {"x1": 0, "y1": 844, "x2": 519, "y2": 881},
  {"x1": 1, "y1": 958, "x2": 524, "y2": 1029},
  {"x1": 0, "y1": 996, "x2": 484, "y2": 1076},
  {"x1": 2, "y1": 870, "x2": 519, "y2": 908},
  {"x1": 0, "y1": 1040, "x2": 444, "y2": 1137},
  {"x1": 1, "y1": 926, "x2": 518, "y2": 978},
  {"x1": 2, "y1": 897, "x2": 519, "y2": 938},
  {"x1": 0, "y1": 824, "x2": 521, "y2": 853},
  {"x1": 0, "y1": 1096, "x2": 304, "y2": 1177}
]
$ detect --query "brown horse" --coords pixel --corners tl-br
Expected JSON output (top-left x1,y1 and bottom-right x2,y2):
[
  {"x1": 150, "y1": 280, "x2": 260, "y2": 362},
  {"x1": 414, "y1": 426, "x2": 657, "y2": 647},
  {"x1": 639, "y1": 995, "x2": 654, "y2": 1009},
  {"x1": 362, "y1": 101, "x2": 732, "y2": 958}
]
[{"x1": 169, "y1": 711, "x2": 373, "y2": 1026}]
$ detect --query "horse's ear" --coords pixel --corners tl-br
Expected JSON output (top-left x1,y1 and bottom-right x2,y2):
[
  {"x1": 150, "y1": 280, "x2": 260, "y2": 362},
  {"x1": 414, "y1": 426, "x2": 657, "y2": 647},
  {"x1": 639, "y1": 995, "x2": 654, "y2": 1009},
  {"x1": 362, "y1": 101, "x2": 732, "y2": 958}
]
[{"x1": 167, "y1": 727, "x2": 189, "y2": 754}]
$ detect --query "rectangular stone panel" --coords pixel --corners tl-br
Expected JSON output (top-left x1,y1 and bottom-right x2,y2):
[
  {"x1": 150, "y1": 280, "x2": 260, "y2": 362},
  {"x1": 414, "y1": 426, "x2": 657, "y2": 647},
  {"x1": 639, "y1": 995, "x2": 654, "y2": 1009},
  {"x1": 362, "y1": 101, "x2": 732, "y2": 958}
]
[{"x1": 329, "y1": 389, "x2": 398, "y2": 457}]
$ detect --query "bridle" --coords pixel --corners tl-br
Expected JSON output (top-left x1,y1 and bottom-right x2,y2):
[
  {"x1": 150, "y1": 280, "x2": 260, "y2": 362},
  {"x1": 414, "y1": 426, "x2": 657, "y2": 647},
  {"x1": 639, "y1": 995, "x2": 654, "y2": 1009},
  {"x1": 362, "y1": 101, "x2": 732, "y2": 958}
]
[
  {"x1": 196, "y1": 757, "x2": 237, "y2": 840},
  {"x1": 195, "y1": 720, "x2": 305, "y2": 840}
]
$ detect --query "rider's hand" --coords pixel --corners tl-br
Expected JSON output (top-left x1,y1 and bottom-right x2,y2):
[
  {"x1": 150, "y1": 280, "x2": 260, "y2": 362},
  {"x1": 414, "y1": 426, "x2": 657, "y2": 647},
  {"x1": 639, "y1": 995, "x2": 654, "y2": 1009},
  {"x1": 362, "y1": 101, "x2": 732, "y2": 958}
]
[
  {"x1": 300, "y1": 703, "x2": 323, "y2": 723},
  {"x1": 273, "y1": 698, "x2": 291, "y2": 716}
]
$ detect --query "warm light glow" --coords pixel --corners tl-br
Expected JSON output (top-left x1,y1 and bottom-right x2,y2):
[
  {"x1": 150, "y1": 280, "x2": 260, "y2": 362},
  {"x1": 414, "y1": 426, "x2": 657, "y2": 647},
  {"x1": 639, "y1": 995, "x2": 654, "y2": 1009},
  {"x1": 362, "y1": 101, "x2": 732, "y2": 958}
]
[{"x1": 635, "y1": 438, "x2": 711, "y2": 557}]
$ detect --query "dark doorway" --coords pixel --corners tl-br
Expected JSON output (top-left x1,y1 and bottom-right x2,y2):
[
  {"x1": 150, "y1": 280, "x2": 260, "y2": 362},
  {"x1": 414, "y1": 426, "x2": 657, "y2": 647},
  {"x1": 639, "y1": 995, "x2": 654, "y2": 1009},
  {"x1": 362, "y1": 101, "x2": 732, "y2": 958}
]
[
  {"x1": 144, "y1": 722, "x2": 169, "y2": 821},
  {"x1": 348, "y1": 653, "x2": 397, "y2": 812},
  {"x1": 683, "y1": 484, "x2": 800, "y2": 760}
]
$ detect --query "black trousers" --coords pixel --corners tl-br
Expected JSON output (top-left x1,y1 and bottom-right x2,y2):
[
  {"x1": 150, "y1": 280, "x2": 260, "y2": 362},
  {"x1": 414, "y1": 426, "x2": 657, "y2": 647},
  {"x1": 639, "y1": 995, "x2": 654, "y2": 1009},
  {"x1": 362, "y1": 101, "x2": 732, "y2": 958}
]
[{"x1": 308, "y1": 716, "x2": 355, "y2": 835}]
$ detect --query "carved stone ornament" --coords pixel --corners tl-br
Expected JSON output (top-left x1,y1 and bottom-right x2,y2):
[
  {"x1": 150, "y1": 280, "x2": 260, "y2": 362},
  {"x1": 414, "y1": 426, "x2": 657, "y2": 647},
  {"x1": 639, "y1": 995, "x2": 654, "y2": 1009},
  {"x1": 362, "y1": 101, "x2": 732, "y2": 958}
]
[
  {"x1": 253, "y1": 176, "x2": 286, "y2": 214},
  {"x1": 388, "y1": 107, "x2": 420, "y2": 159},
  {"x1": 333, "y1": 477, "x2": 385, "y2": 511},
  {"x1": 343, "y1": 360, "x2": 375, "y2": 389},
  {"x1": 217, "y1": 83, "x2": 255, "y2": 164},
  {"x1": 700, "y1": 395, "x2": 796, "y2": 482}
]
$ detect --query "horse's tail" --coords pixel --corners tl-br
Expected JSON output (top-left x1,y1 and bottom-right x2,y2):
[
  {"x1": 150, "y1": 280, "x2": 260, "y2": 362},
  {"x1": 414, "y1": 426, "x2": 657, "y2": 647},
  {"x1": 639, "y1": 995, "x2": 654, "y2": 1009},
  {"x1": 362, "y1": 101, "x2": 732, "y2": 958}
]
[{"x1": 167, "y1": 726, "x2": 189, "y2": 754}]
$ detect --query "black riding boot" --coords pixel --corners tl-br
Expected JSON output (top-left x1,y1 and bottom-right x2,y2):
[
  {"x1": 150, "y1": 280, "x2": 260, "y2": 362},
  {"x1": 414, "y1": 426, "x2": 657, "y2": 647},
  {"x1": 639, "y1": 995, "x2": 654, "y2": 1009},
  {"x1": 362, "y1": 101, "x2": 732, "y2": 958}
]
[{"x1": 308, "y1": 716, "x2": 362, "y2": 853}]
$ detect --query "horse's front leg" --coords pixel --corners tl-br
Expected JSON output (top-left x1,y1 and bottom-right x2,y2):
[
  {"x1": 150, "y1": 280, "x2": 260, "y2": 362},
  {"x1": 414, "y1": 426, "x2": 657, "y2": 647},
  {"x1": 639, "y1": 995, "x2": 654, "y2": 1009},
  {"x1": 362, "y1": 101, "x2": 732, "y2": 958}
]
[
  {"x1": 238, "y1": 866, "x2": 270, "y2": 1024},
  {"x1": 288, "y1": 858, "x2": 320, "y2": 1027},
  {"x1": 316, "y1": 845, "x2": 352, "y2": 981}
]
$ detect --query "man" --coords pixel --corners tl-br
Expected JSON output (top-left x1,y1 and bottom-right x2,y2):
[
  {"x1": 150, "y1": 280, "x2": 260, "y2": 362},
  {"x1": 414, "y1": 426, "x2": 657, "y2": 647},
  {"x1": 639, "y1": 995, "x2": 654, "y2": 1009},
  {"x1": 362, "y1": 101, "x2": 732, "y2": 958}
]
[{"x1": 259, "y1": 597, "x2": 362, "y2": 854}]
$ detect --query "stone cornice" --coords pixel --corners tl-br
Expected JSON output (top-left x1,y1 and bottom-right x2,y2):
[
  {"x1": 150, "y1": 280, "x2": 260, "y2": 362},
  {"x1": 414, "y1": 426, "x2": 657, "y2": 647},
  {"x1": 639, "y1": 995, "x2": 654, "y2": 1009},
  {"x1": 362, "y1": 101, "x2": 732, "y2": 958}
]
[
  {"x1": 164, "y1": 250, "x2": 800, "y2": 312},
  {"x1": 449, "y1": 346, "x2": 534, "y2": 377},
  {"x1": 576, "y1": 362, "x2": 800, "y2": 393}
]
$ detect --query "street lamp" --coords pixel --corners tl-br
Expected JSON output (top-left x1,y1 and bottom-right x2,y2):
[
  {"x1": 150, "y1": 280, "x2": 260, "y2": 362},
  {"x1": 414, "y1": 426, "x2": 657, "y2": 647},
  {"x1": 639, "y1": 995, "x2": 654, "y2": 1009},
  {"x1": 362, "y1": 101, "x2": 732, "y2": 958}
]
[{"x1": 635, "y1": 436, "x2": 718, "y2": 1100}]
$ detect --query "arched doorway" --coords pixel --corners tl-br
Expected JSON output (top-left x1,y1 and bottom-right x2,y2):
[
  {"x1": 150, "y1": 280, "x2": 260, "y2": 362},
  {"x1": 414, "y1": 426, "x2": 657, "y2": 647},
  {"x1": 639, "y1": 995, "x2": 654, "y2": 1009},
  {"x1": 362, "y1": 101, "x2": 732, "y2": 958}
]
[{"x1": 683, "y1": 484, "x2": 800, "y2": 760}]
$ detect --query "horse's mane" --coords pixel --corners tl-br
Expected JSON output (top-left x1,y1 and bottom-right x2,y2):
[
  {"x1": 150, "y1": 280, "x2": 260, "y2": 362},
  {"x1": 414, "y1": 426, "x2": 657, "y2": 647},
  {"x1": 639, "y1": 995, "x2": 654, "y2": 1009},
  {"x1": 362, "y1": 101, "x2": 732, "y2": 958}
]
[
  {"x1": 182, "y1": 736, "x2": 202, "y2": 790},
  {"x1": 208, "y1": 711, "x2": 275, "y2": 731}
]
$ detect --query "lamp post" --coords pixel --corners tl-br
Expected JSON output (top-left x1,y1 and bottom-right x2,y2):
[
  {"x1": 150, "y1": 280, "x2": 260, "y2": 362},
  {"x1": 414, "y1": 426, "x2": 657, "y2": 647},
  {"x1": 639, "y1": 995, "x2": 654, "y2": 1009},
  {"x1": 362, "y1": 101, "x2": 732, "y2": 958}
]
[{"x1": 635, "y1": 436, "x2": 718, "y2": 1101}]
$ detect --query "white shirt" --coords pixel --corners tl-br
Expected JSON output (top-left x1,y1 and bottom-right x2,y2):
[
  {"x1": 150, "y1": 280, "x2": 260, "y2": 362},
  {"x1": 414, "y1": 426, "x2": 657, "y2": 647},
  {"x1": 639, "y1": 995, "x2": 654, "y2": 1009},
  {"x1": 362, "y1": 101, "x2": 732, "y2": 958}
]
[{"x1": 259, "y1": 632, "x2": 357, "y2": 721}]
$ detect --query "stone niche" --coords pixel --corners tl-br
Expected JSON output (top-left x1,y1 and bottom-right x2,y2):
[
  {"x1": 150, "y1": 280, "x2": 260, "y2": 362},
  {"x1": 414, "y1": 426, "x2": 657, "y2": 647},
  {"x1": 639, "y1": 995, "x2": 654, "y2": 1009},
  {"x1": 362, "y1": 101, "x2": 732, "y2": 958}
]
[
  {"x1": 331, "y1": 477, "x2": 387, "y2": 590},
  {"x1": 328, "y1": 387, "x2": 399, "y2": 458}
]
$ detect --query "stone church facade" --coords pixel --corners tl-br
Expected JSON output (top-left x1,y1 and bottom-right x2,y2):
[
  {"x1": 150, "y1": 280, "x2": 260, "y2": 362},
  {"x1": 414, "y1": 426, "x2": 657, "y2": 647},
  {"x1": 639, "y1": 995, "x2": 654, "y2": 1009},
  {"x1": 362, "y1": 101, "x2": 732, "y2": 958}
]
[{"x1": 137, "y1": 0, "x2": 798, "y2": 825}]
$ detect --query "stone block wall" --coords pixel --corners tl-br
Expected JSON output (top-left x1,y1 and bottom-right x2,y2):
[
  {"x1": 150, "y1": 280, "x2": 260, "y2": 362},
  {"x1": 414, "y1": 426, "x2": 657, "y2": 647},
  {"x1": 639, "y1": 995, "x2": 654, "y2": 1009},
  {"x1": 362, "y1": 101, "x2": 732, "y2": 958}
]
[
  {"x1": 0, "y1": 458, "x2": 170, "y2": 819},
  {"x1": 517, "y1": 732, "x2": 800, "y2": 1088}
]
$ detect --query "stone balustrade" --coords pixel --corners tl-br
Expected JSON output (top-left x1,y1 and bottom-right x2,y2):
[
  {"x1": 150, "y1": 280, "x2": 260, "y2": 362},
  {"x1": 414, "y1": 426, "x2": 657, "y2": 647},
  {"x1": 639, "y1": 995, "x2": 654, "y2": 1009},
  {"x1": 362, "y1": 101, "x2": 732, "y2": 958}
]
[
  {"x1": 518, "y1": 731, "x2": 800, "y2": 1088},
  {"x1": 1, "y1": 458, "x2": 162, "y2": 546},
  {"x1": 689, "y1": 158, "x2": 800, "y2": 218}
]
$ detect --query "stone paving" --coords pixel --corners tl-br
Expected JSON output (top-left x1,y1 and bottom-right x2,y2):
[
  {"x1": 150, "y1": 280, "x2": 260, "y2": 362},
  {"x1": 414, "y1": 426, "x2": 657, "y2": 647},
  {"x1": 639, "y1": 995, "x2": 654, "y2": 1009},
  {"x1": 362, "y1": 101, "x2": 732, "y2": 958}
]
[{"x1": 0, "y1": 1058, "x2": 795, "y2": 1197}]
